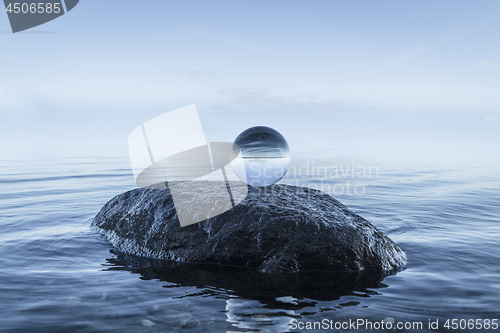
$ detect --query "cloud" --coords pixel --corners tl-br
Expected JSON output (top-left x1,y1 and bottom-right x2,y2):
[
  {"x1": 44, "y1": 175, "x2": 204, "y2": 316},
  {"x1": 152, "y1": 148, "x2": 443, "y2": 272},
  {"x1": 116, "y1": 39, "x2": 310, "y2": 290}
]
[
  {"x1": 479, "y1": 60, "x2": 492, "y2": 66},
  {"x1": 483, "y1": 116, "x2": 496, "y2": 122}
]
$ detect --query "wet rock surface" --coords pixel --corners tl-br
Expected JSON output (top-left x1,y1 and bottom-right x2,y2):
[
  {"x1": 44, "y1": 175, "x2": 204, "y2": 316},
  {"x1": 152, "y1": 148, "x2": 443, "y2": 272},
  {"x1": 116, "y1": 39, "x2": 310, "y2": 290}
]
[{"x1": 91, "y1": 181, "x2": 406, "y2": 273}]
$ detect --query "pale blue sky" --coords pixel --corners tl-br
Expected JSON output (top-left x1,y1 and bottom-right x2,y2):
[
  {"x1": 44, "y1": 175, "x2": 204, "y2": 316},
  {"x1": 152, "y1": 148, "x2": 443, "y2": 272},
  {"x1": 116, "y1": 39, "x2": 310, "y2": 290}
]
[{"x1": 1, "y1": 1, "x2": 499, "y2": 164}]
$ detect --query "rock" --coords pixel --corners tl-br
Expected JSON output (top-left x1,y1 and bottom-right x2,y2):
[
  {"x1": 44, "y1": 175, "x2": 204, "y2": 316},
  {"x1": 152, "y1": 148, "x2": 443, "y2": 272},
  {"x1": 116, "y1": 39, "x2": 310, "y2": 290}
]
[{"x1": 91, "y1": 181, "x2": 406, "y2": 273}]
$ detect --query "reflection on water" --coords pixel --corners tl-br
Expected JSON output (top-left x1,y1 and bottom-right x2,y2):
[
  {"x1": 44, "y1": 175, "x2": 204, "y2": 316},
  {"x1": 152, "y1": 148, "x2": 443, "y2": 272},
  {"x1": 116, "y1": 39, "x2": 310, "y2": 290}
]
[{"x1": 104, "y1": 252, "x2": 394, "y2": 331}]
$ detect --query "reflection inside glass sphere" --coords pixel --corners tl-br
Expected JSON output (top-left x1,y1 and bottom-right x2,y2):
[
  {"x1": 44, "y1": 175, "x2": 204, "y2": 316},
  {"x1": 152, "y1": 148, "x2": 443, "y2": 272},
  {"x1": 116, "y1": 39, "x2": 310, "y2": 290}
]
[{"x1": 231, "y1": 126, "x2": 291, "y2": 187}]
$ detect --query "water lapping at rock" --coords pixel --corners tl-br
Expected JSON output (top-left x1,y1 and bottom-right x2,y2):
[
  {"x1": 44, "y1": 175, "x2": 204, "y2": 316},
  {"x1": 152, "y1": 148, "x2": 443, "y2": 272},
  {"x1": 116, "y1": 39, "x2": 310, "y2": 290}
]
[{"x1": 91, "y1": 182, "x2": 406, "y2": 273}]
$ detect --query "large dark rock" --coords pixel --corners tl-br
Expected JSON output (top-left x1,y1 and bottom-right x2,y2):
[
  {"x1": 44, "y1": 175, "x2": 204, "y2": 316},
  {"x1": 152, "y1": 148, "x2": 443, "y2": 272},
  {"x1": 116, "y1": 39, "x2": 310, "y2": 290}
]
[{"x1": 91, "y1": 181, "x2": 406, "y2": 273}]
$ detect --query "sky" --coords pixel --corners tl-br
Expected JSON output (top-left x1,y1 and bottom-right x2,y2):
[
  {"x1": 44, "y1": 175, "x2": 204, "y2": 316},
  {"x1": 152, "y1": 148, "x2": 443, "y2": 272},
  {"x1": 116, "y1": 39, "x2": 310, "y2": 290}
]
[{"x1": 1, "y1": 0, "x2": 499, "y2": 166}]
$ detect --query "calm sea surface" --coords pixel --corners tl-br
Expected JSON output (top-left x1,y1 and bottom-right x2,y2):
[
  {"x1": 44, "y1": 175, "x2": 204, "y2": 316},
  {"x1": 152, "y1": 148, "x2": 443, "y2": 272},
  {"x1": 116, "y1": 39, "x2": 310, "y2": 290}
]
[{"x1": 1, "y1": 157, "x2": 499, "y2": 332}]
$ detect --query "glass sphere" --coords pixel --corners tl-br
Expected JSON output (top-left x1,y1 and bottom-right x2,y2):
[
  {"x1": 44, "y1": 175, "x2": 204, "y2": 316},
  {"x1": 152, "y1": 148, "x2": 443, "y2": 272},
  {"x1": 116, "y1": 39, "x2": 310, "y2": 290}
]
[{"x1": 231, "y1": 126, "x2": 291, "y2": 187}]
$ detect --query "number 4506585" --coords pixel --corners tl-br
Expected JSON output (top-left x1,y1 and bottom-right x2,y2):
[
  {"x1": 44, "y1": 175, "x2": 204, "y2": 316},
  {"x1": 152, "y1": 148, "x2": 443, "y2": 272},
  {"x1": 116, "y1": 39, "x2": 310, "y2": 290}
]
[
  {"x1": 444, "y1": 319, "x2": 498, "y2": 330},
  {"x1": 6, "y1": 3, "x2": 61, "y2": 14}
]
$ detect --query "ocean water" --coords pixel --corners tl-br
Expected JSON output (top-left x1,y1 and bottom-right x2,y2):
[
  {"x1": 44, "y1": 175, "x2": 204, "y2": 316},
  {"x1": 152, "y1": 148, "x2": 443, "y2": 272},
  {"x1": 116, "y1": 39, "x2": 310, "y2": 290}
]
[{"x1": 1, "y1": 157, "x2": 499, "y2": 332}]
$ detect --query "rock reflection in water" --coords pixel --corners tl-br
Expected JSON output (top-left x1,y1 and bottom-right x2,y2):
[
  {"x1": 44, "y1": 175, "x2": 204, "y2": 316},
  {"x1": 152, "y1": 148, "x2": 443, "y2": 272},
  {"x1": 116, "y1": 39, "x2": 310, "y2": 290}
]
[{"x1": 103, "y1": 252, "x2": 397, "y2": 331}]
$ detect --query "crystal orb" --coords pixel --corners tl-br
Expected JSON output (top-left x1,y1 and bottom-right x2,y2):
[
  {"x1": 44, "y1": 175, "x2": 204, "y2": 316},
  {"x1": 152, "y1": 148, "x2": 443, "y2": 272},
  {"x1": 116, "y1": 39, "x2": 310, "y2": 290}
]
[{"x1": 231, "y1": 126, "x2": 291, "y2": 187}]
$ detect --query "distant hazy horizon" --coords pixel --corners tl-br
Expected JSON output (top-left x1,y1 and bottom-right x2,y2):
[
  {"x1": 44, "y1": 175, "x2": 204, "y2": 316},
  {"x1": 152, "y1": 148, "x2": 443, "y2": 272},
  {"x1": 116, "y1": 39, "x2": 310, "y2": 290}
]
[{"x1": 1, "y1": 1, "x2": 499, "y2": 166}]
